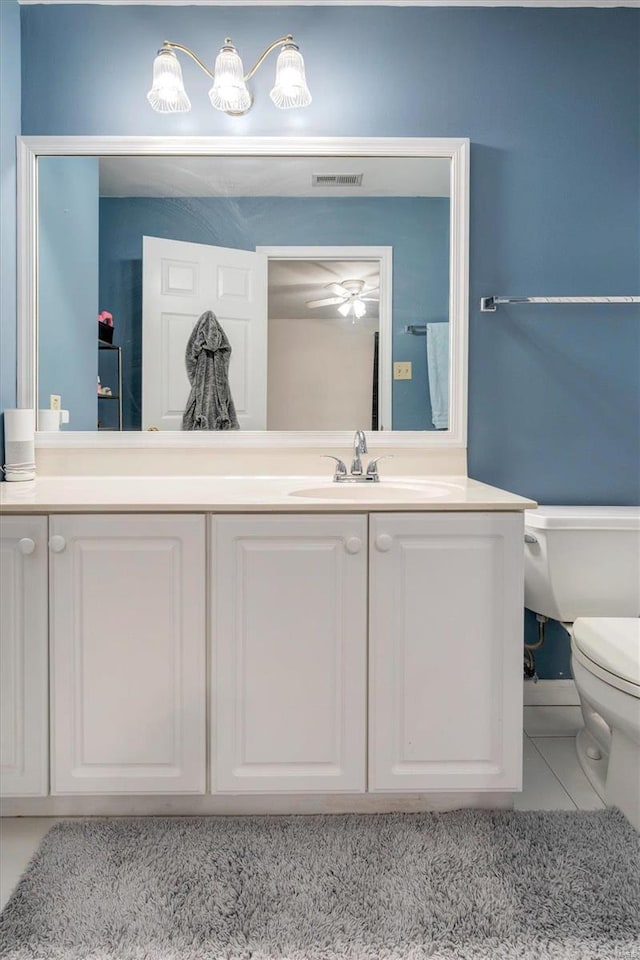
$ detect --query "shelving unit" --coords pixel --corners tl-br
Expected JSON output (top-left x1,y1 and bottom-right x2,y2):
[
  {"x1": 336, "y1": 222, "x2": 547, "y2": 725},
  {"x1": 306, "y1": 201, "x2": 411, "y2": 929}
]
[{"x1": 98, "y1": 342, "x2": 123, "y2": 431}]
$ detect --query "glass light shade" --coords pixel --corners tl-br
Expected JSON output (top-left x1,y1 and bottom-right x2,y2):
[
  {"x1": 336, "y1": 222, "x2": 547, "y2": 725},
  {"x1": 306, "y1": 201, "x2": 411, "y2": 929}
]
[
  {"x1": 270, "y1": 44, "x2": 312, "y2": 110},
  {"x1": 338, "y1": 300, "x2": 367, "y2": 319},
  {"x1": 147, "y1": 49, "x2": 191, "y2": 113},
  {"x1": 209, "y1": 44, "x2": 251, "y2": 113}
]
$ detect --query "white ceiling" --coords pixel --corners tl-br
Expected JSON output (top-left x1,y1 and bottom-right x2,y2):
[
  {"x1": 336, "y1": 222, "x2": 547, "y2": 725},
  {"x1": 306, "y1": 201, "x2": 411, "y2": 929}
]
[
  {"x1": 99, "y1": 156, "x2": 451, "y2": 198},
  {"x1": 268, "y1": 259, "x2": 381, "y2": 325}
]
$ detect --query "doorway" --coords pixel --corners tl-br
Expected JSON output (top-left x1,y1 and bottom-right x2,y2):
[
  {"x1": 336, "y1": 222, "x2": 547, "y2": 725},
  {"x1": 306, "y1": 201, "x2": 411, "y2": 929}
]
[{"x1": 259, "y1": 246, "x2": 392, "y2": 431}]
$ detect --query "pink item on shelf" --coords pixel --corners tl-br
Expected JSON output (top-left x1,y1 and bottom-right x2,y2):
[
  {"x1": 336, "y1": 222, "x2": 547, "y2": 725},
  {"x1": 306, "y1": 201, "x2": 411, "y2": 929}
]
[{"x1": 98, "y1": 311, "x2": 114, "y2": 343}]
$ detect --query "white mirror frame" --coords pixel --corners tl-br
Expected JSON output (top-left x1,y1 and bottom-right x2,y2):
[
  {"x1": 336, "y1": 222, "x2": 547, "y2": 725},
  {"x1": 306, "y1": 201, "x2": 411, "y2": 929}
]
[{"x1": 17, "y1": 136, "x2": 469, "y2": 449}]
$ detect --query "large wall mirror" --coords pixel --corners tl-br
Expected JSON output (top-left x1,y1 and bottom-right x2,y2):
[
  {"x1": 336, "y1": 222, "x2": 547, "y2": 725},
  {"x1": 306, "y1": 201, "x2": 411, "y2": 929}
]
[{"x1": 18, "y1": 137, "x2": 468, "y2": 446}]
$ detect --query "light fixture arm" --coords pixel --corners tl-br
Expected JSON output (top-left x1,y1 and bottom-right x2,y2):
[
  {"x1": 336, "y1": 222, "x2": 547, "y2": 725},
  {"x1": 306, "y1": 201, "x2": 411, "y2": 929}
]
[
  {"x1": 160, "y1": 41, "x2": 215, "y2": 80},
  {"x1": 160, "y1": 34, "x2": 295, "y2": 84},
  {"x1": 243, "y1": 34, "x2": 295, "y2": 82}
]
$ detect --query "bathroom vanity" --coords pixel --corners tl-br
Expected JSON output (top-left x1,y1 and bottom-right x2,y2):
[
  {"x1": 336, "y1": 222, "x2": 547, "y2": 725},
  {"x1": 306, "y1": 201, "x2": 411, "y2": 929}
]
[{"x1": 0, "y1": 475, "x2": 534, "y2": 814}]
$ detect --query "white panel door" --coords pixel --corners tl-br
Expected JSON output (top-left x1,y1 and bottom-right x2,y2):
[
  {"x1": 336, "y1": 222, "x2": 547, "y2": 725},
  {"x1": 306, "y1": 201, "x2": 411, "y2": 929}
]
[
  {"x1": 369, "y1": 512, "x2": 523, "y2": 792},
  {"x1": 142, "y1": 236, "x2": 267, "y2": 430},
  {"x1": 0, "y1": 516, "x2": 48, "y2": 797},
  {"x1": 50, "y1": 514, "x2": 206, "y2": 795},
  {"x1": 212, "y1": 514, "x2": 368, "y2": 793}
]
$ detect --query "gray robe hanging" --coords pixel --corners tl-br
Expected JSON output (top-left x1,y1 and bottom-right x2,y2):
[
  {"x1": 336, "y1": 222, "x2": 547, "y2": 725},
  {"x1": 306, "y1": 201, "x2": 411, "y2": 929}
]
[{"x1": 182, "y1": 310, "x2": 239, "y2": 431}]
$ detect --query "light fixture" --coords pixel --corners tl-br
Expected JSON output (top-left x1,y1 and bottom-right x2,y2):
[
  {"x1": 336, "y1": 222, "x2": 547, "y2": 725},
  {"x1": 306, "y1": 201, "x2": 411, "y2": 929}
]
[
  {"x1": 338, "y1": 299, "x2": 367, "y2": 320},
  {"x1": 146, "y1": 48, "x2": 191, "y2": 113},
  {"x1": 147, "y1": 35, "x2": 311, "y2": 116}
]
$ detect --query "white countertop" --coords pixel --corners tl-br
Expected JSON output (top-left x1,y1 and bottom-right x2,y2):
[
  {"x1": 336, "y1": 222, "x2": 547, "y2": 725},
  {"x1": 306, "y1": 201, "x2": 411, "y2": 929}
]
[{"x1": 0, "y1": 475, "x2": 536, "y2": 514}]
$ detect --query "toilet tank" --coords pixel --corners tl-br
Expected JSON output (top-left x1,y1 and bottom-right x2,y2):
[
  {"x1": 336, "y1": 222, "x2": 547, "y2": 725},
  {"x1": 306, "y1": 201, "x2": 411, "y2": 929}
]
[{"x1": 524, "y1": 506, "x2": 640, "y2": 621}]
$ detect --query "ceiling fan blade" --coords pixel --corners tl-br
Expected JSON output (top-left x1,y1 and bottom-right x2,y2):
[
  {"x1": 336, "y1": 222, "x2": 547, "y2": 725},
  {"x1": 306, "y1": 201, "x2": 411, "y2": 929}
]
[
  {"x1": 305, "y1": 296, "x2": 347, "y2": 308},
  {"x1": 360, "y1": 297, "x2": 380, "y2": 302},
  {"x1": 360, "y1": 285, "x2": 379, "y2": 296},
  {"x1": 325, "y1": 283, "x2": 350, "y2": 297}
]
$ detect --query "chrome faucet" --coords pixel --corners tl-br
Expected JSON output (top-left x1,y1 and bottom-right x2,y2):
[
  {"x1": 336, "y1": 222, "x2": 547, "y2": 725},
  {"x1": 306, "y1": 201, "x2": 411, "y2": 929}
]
[
  {"x1": 322, "y1": 430, "x2": 393, "y2": 482},
  {"x1": 351, "y1": 430, "x2": 368, "y2": 476}
]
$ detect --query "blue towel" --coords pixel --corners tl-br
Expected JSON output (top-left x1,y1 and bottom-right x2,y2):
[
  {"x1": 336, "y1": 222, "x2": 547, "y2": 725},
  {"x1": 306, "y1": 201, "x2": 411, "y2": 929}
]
[{"x1": 426, "y1": 322, "x2": 449, "y2": 430}]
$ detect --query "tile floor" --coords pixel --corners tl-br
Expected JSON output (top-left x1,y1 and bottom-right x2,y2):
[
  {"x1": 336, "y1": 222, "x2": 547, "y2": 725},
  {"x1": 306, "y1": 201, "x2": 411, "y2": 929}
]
[
  {"x1": 517, "y1": 705, "x2": 604, "y2": 812},
  {"x1": 0, "y1": 705, "x2": 605, "y2": 912}
]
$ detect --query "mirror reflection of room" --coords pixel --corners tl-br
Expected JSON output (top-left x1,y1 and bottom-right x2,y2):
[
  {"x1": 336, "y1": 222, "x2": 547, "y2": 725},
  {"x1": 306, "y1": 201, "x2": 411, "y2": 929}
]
[
  {"x1": 37, "y1": 155, "x2": 450, "y2": 432},
  {"x1": 267, "y1": 259, "x2": 380, "y2": 431}
]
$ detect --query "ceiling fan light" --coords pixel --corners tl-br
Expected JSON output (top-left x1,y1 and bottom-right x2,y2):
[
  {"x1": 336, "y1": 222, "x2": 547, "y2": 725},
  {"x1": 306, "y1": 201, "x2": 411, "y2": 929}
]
[
  {"x1": 270, "y1": 43, "x2": 312, "y2": 110},
  {"x1": 353, "y1": 299, "x2": 367, "y2": 319},
  {"x1": 338, "y1": 302, "x2": 351, "y2": 318},
  {"x1": 147, "y1": 48, "x2": 191, "y2": 113},
  {"x1": 209, "y1": 42, "x2": 251, "y2": 114}
]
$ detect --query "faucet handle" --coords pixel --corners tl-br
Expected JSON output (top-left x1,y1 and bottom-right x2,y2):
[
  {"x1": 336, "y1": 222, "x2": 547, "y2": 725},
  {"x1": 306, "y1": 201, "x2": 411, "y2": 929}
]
[
  {"x1": 366, "y1": 454, "x2": 393, "y2": 479},
  {"x1": 321, "y1": 455, "x2": 348, "y2": 480}
]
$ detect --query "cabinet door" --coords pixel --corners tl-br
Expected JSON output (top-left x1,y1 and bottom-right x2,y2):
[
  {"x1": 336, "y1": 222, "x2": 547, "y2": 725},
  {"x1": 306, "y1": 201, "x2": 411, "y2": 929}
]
[
  {"x1": 369, "y1": 512, "x2": 523, "y2": 791},
  {"x1": 0, "y1": 516, "x2": 48, "y2": 797},
  {"x1": 50, "y1": 514, "x2": 206, "y2": 794},
  {"x1": 212, "y1": 515, "x2": 367, "y2": 793}
]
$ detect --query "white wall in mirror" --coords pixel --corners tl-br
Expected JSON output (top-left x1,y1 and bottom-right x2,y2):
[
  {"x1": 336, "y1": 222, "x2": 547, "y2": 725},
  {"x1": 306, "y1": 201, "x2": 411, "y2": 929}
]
[{"x1": 18, "y1": 137, "x2": 468, "y2": 449}]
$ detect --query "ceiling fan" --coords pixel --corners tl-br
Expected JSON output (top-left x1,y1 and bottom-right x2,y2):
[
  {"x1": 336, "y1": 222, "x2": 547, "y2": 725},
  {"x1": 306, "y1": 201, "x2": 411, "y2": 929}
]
[{"x1": 306, "y1": 279, "x2": 379, "y2": 319}]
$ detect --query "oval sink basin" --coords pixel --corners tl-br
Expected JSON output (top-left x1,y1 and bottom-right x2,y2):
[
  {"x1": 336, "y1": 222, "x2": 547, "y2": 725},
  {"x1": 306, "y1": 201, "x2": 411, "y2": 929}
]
[{"x1": 290, "y1": 482, "x2": 456, "y2": 500}]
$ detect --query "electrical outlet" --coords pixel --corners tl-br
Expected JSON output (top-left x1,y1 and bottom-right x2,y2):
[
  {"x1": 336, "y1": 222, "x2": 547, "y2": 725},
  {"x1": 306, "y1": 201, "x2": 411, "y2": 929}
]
[
  {"x1": 50, "y1": 394, "x2": 61, "y2": 411},
  {"x1": 393, "y1": 362, "x2": 412, "y2": 381}
]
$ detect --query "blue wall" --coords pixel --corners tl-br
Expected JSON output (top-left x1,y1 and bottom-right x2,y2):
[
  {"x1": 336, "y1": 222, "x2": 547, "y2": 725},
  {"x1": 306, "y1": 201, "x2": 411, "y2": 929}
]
[
  {"x1": 38, "y1": 158, "x2": 99, "y2": 431},
  {"x1": 99, "y1": 195, "x2": 449, "y2": 430},
  {"x1": 0, "y1": 0, "x2": 21, "y2": 461},
  {"x1": 10, "y1": 3, "x2": 640, "y2": 677},
  {"x1": 18, "y1": 4, "x2": 640, "y2": 504}
]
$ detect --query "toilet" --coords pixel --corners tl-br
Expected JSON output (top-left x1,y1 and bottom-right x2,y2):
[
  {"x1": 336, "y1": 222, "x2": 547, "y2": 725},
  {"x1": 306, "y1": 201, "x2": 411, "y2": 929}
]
[{"x1": 523, "y1": 506, "x2": 640, "y2": 830}]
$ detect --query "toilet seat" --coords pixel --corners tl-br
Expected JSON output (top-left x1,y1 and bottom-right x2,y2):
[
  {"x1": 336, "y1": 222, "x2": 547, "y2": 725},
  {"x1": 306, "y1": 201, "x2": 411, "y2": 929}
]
[{"x1": 572, "y1": 617, "x2": 640, "y2": 698}]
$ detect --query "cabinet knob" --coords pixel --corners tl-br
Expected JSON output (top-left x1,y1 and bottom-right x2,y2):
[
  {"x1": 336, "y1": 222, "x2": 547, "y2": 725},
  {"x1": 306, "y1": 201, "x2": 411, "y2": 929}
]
[
  {"x1": 375, "y1": 533, "x2": 393, "y2": 552},
  {"x1": 345, "y1": 536, "x2": 362, "y2": 555},
  {"x1": 49, "y1": 535, "x2": 66, "y2": 553},
  {"x1": 18, "y1": 537, "x2": 36, "y2": 555}
]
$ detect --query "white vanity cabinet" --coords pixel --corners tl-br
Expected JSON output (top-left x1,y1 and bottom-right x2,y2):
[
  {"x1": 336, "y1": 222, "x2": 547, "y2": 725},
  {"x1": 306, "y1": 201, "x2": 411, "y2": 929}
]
[
  {"x1": 369, "y1": 512, "x2": 523, "y2": 791},
  {"x1": 0, "y1": 516, "x2": 49, "y2": 797},
  {"x1": 0, "y1": 503, "x2": 526, "y2": 808},
  {"x1": 211, "y1": 515, "x2": 368, "y2": 793},
  {"x1": 49, "y1": 514, "x2": 206, "y2": 795}
]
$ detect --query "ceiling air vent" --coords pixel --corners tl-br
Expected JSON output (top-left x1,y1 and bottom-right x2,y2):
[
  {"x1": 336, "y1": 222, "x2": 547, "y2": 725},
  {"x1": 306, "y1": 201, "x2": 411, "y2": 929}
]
[{"x1": 312, "y1": 173, "x2": 363, "y2": 187}]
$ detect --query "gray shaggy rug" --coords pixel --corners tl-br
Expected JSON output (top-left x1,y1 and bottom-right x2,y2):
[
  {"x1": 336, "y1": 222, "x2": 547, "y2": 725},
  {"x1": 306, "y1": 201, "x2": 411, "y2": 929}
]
[{"x1": 1, "y1": 810, "x2": 639, "y2": 959}]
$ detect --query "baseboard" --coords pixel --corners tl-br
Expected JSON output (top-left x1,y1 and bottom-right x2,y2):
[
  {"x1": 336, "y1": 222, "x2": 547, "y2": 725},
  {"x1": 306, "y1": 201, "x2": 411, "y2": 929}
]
[
  {"x1": 0, "y1": 792, "x2": 514, "y2": 818},
  {"x1": 523, "y1": 679, "x2": 580, "y2": 706}
]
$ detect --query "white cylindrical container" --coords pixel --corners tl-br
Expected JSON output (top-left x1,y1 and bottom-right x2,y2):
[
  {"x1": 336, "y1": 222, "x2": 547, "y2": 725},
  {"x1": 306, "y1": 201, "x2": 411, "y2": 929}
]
[
  {"x1": 38, "y1": 409, "x2": 61, "y2": 431},
  {"x1": 3, "y1": 409, "x2": 36, "y2": 482}
]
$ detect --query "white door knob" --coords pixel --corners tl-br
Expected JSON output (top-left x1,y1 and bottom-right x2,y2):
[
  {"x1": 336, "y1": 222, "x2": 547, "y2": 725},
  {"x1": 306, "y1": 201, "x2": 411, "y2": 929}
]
[
  {"x1": 18, "y1": 537, "x2": 35, "y2": 555},
  {"x1": 345, "y1": 536, "x2": 362, "y2": 555},
  {"x1": 49, "y1": 535, "x2": 66, "y2": 553},
  {"x1": 375, "y1": 533, "x2": 393, "y2": 552}
]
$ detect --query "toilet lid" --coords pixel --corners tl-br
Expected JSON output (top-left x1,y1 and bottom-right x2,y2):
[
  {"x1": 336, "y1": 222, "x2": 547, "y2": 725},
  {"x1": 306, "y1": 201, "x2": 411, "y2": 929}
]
[{"x1": 572, "y1": 618, "x2": 640, "y2": 687}]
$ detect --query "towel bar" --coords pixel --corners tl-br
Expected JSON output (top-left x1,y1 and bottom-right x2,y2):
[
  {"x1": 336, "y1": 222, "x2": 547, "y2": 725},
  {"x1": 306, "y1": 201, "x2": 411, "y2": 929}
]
[
  {"x1": 480, "y1": 296, "x2": 640, "y2": 313},
  {"x1": 404, "y1": 324, "x2": 427, "y2": 334}
]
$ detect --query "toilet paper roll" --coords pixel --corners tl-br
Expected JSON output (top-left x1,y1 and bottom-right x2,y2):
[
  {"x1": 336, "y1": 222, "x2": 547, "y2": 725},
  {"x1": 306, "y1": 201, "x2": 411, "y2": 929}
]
[{"x1": 3, "y1": 409, "x2": 36, "y2": 482}]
